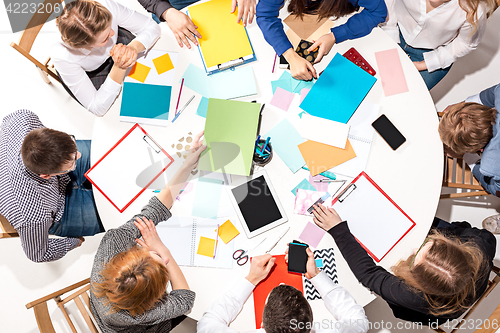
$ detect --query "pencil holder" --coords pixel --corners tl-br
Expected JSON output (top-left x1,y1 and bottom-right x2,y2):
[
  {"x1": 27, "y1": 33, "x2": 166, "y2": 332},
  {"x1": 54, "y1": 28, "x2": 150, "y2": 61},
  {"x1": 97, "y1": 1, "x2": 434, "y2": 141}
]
[{"x1": 253, "y1": 139, "x2": 273, "y2": 167}]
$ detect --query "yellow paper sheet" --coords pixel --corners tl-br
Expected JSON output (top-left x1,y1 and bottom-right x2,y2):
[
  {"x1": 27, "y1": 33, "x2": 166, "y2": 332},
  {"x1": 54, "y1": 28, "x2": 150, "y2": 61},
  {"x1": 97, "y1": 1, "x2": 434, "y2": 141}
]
[
  {"x1": 127, "y1": 62, "x2": 151, "y2": 83},
  {"x1": 217, "y1": 220, "x2": 240, "y2": 244},
  {"x1": 197, "y1": 236, "x2": 216, "y2": 257},
  {"x1": 189, "y1": 0, "x2": 253, "y2": 68},
  {"x1": 298, "y1": 139, "x2": 356, "y2": 176},
  {"x1": 152, "y1": 53, "x2": 174, "y2": 75}
]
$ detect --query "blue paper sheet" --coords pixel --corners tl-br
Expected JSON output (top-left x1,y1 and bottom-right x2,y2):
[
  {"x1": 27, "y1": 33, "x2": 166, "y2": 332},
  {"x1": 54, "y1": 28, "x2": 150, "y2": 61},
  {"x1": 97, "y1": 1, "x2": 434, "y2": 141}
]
[
  {"x1": 291, "y1": 178, "x2": 317, "y2": 196},
  {"x1": 120, "y1": 82, "x2": 171, "y2": 122},
  {"x1": 264, "y1": 119, "x2": 306, "y2": 173},
  {"x1": 192, "y1": 177, "x2": 224, "y2": 219},
  {"x1": 196, "y1": 97, "x2": 210, "y2": 118},
  {"x1": 299, "y1": 53, "x2": 376, "y2": 124},
  {"x1": 271, "y1": 71, "x2": 316, "y2": 94},
  {"x1": 182, "y1": 64, "x2": 257, "y2": 99}
]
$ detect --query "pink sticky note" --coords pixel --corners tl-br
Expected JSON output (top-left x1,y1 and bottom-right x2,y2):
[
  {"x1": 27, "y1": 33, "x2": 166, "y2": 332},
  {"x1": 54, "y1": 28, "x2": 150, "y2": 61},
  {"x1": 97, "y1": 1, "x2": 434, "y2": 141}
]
[
  {"x1": 294, "y1": 189, "x2": 325, "y2": 216},
  {"x1": 309, "y1": 174, "x2": 329, "y2": 192},
  {"x1": 374, "y1": 48, "x2": 409, "y2": 97},
  {"x1": 299, "y1": 222, "x2": 326, "y2": 248},
  {"x1": 270, "y1": 87, "x2": 295, "y2": 111},
  {"x1": 300, "y1": 88, "x2": 310, "y2": 104}
]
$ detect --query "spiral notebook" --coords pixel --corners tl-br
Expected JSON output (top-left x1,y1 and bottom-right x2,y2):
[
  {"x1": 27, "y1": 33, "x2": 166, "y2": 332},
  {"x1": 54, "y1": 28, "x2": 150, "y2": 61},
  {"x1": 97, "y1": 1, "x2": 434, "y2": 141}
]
[
  {"x1": 156, "y1": 222, "x2": 234, "y2": 268},
  {"x1": 329, "y1": 101, "x2": 380, "y2": 178}
]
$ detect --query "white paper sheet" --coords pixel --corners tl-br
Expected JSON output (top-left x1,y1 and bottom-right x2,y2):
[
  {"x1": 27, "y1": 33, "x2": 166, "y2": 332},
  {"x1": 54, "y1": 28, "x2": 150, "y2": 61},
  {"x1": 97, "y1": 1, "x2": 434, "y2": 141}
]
[{"x1": 298, "y1": 113, "x2": 350, "y2": 149}]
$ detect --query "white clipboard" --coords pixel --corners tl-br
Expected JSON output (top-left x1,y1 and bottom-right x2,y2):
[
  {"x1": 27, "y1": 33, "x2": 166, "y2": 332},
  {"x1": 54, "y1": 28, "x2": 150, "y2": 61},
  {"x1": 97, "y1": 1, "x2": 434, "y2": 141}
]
[{"x1": 85, "y1": 124, "x2": 174, "y2": 212}]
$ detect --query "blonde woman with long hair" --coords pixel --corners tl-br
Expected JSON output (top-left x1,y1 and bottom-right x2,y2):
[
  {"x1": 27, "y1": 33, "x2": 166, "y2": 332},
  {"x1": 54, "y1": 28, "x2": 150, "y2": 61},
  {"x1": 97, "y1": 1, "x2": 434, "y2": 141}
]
[
  {"x1": 381, "y1": 0, "x2": 496, "y2": 89},
  {"x1": 312, "y1": 204, "x2": 496, "y2": 326}
]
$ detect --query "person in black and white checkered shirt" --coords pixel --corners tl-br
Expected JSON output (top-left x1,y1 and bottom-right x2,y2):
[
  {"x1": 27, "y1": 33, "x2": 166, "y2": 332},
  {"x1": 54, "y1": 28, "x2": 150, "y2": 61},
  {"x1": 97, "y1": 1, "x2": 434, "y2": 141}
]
[{"x1": 0, "y1": 110, "x2": 103, "y2": 262}]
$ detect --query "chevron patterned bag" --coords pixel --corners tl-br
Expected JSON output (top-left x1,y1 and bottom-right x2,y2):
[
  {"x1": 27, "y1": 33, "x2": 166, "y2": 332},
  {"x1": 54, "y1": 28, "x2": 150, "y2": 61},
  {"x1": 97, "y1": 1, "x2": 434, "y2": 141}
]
[{"x1": 303, "y1": 248, "x2": 338, "y2": 300}]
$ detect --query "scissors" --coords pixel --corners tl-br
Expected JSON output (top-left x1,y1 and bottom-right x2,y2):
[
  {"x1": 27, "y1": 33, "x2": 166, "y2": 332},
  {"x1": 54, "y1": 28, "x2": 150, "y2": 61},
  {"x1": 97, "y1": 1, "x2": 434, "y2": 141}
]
[{"x1": 233, "y1": 238, "x2": 266, "y2": 266}]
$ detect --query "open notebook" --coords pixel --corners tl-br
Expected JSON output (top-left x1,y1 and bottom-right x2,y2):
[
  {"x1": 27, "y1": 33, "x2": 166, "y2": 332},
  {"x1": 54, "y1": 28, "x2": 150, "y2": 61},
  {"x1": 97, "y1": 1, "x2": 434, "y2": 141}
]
[{"x1": 156, "y1": 221, "x2": 234, "y2": 268}]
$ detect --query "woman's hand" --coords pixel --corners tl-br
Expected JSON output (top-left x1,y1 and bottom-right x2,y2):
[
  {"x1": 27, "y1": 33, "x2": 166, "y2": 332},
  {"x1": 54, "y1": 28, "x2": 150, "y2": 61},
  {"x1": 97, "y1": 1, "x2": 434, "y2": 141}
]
[
  {"x1": 283, "y1": 48, "x2": 317, "y2": 81},
  {"x1": 231, "y1": 0, "x2": 256, "y2": 26},
  {"x1": 134, "y1": 216, "x2": 170, "y2": 256},
  {"x1": 308, "y1": 32, "x2": 335, "y2": 64},
  {"x1": 110, "y1": 44, "x2": 137, "y2": 69},
  {"x1": 413, "y1": 61, "x2": 427, "y2": 71},
  {"x1": 183, "y1": 131, "x2": 207, "y2": 171},
  {"x1": 163, "y1": 8, "x2": 202, "y2": 49},
  {"x1": 312, "y1": 204, "x2": 342, "y2": 231}
]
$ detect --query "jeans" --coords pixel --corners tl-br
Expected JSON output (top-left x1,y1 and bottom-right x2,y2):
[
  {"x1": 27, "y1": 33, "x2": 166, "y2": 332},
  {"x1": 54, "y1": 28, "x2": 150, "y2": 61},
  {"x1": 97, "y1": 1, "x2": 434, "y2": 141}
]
[
  {"x1": 398, "y1": 31, "x2": 452, "y2": 90},
  {"x1": 49, "y1": 140, "x2": 104, "y2": 237}
]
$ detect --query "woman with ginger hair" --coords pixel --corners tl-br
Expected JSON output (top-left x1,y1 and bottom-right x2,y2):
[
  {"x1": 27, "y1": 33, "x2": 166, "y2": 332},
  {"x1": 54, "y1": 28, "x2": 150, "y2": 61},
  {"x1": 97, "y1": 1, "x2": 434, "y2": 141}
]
[
  {"x1": 312, "y1": 203, "x2": 496, "y2": 326},
  {"x1": 381, "y1": 0, "x2": 496, "y2": 89},
  {"x1": 90, "y1": 132, "x2": 205, "y2": 332},
  {"x1": 52, "y1": 0, "x2": 160, "y2": 116}
]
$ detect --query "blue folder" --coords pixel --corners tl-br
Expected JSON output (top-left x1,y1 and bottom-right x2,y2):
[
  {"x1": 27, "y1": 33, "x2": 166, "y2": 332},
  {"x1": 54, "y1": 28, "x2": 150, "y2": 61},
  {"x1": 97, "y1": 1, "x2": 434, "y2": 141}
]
[{"x1": 299, "y1": 53, "x2": 377, "y2": 124}]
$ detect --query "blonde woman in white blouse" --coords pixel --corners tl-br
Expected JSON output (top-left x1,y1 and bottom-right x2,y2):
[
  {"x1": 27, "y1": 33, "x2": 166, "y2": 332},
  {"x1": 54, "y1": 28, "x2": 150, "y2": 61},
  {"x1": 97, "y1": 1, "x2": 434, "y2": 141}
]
[
  {"x1": 381, "y1": 0, "x2": 496, "y2": 89},
  {"x1": 52, "y1": 0, "x2": 160, "y2": 116}
]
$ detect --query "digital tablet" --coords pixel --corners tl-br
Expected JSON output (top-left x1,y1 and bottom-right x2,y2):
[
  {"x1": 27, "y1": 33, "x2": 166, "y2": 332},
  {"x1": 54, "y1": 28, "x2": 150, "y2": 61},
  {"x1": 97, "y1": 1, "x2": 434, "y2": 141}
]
[{"x1": 227, "y1": 170, "x2": 288, "y2": 238}]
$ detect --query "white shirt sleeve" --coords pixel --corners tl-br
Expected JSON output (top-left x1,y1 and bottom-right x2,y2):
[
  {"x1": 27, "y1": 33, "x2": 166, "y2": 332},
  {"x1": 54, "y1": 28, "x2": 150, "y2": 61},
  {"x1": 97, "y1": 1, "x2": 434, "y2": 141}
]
[
  {"x1": 466, "y1": 93, "x2": 482, "y2": 104},
  {"x1": 197, "y1": 278, "x2": 256, "y2": 333},
  {"x1": 423, "y1": 11, "x2": 487, "y2": 72},
  {"x1": 311, "y1": 271, "x2": 369, "y2": 333},
  {"x1": 380, "y1": 0, "x2": 400, "y2": 43}
]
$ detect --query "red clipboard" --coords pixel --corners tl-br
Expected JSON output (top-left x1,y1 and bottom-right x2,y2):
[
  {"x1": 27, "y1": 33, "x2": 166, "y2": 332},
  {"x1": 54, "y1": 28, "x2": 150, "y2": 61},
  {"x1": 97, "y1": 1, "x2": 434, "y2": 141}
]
[
  {"x1": 85, "y1": 124, "x2": 174, "y2": 213},
  {"x1": 252, "y1": 255, "x2": 304, "y2": 328},
  {"x1": 330, "y1": 172, "x2": 415, "y2": 262}
]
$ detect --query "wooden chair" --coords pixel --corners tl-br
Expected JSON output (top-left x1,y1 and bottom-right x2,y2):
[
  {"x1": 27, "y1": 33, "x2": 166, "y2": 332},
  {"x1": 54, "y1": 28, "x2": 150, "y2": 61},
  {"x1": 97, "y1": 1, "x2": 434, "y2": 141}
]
[
  {"x1": 10, "y1": 0, "x2": 63, "y2": 84},
  {"x1": 433, "y1": 266, "x2": 500, "y2": 333},
  {"x1": 0, "y1": 214, "x2": 18, "y2": 238},
  {"x1": 26, "y1": 278, "x2": 100, "y2": 333}
]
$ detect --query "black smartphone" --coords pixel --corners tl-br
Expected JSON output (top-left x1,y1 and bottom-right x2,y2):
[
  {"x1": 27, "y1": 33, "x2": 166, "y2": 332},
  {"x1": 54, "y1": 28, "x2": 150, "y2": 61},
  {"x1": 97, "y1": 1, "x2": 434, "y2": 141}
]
[
  {"x1": 372, "y1": 114, "x2": 406, "y2": 150},
  {"x1": 279, "y1": 55, "x2": 289, "y2": 69},
  {"x1": 288, "y1": 241, "x2": 309, "y2": 274}
]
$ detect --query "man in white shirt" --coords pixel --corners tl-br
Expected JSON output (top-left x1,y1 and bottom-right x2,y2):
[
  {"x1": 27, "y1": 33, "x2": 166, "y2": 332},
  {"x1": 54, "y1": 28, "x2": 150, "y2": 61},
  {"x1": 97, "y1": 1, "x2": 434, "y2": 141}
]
[{"x1": 197, "y1": 250, "x2": 369, "y2": 333}]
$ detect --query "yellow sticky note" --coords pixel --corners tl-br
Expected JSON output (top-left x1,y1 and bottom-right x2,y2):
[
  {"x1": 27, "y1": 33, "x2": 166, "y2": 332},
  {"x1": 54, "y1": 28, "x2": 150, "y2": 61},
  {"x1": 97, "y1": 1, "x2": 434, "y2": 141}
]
[
  {"x1": 152, "y1": 53, "x2": 174, "y2": 75},
  {"x1": 217, "y1": 220, "x2": 240, "y2": 244},
  {"x1": 128, "y1": 62, "x2": 151, "y2": 83},
  {"x1": 197, "y1": 236, "x2": 215, "y2": 257}
]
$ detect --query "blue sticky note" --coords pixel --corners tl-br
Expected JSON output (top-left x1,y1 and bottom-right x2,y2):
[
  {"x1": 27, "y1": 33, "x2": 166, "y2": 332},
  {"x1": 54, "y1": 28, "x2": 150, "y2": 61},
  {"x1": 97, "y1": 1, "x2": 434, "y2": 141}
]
[
  {"x1": 182, "y1": 64, "x2": 257, "y2": 99},
  {"x1": 196, "y1": 97, "x2": 210, "y2": 118},
  {"x1": 264, "y1": 119, "x2": 305, "y2": 173},
  {"x1": 315, "y1": 258, "x2": 324, "y2": 268},
  {"x1": 120, "y1": 82, "x2": 171, "y2": 122},
  {"x1": 300, "y1": 53, "x2": 377, "y2": 124},
  {"x1": 192, "y1": 177, "x2": 223, "y2": 219},
  {"x1": 294, "y1": 79, "x2": 315, "y2": 94},
  {"x1": 271, "y1": 78, "x2": 293, "y2": 94},
  {"x1": 291, "y1": 178, "x2": 317, "y2": 196}
]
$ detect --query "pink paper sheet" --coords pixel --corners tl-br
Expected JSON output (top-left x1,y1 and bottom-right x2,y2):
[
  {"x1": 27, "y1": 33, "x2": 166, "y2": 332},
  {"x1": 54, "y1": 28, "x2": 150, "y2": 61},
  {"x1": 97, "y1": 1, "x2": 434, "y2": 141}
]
[
  {"x1": 270, "y1": 87, "x2": 295, "y2": 111},
  {"x1": 298, "y1": 222, "x2": 325, "y2": 248},
  {"x1": 374, "y1": 48, "x2": 408, "y2": 97},
  {"x1": 300, "y1": 88, "x2": 310, "y2": 104}
]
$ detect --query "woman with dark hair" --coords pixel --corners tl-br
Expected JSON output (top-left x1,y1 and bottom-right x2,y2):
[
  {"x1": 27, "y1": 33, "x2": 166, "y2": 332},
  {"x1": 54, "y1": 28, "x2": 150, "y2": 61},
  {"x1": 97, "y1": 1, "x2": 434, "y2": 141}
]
[
  {"x1": 256, "y1": 0, "x2": 387, "y2": 81},
  {"x1": 90, "y1": 132, "x2": 206, "y2": 332},
  {"x1": 312, "y1": 204, "x2": 496, "y2": 325}
]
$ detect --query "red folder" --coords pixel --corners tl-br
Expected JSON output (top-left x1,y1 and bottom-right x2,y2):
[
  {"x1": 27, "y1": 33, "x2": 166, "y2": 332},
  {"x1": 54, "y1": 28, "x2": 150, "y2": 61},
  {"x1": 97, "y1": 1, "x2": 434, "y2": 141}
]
[
  {"x1": 252, "y1": 255, "x2": 304, "y2": 328},
  {"x1": 331, "y1": 172, "x2": 415, "y2": 262},
  {"x1": 85, "y1": 124, "x2": 174, "y2": 212}
]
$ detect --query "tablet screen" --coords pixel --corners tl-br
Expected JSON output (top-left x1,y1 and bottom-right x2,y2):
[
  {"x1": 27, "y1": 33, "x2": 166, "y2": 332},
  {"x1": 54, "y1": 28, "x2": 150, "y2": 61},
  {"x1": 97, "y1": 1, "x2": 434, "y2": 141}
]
[{"x1": 231, "y1": 175, "x2": 283, "y2": 232}]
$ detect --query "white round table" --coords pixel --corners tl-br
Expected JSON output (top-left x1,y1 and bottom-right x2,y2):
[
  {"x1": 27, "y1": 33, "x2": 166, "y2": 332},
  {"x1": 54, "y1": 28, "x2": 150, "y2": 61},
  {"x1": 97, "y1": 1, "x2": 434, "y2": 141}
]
[{"x1": 91, "y1": 16, "x2": 443, "y2": 330}]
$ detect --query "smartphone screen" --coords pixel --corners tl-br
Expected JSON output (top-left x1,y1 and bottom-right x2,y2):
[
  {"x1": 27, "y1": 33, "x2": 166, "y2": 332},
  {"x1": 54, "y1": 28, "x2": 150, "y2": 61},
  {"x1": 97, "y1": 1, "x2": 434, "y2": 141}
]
[
  {"x1": 372, "y1": 114, "x2": 406, "y2": 150},
  {"x1": 288, "y1": 242, "x2": 308, "y2": 274}
]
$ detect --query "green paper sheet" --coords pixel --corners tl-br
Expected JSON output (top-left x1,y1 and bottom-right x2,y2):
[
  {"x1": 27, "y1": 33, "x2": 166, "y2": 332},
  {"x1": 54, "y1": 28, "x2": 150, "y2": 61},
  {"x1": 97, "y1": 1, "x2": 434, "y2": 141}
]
[
  {"x1": 198, "y1": 99, "x2": 261, "y2": 176},
  {"x1": 192, "y1": 177, "x2": 223, "y2": 219}
]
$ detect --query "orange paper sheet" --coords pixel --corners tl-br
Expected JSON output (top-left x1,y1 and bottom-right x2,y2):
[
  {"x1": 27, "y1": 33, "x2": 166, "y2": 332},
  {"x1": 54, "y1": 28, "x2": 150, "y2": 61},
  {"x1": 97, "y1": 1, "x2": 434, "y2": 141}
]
[
  {"x1": 298, "y1": 139, "x2": 356, "y2": 176},
  {"x1": 253, "y1": 255, "x2": 303, "y2": 328},
  {"x1": 152, "y1": 53, "x2": 174, "y2": 75},
  {"x1": 197, "y1": 236, "x2": 215, "y2": 257},
  {"x1": 374, "y1": 48, "x2": 408, "y2": 96},
  {"x1": 127, "y1": 62, "x2": 151, "y2": 83}
]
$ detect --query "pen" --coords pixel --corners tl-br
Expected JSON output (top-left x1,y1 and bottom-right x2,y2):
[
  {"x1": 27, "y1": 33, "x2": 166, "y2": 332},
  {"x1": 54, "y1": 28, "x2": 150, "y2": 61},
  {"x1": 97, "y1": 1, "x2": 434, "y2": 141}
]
[
  {"x1": 213, "y1": 224, "x2": 219, "y2": 259},
  {"x1": 255, "y1": 135, "x2": 261, "y2": 146},
  {"x1": 152, "y1": 190, "x2": 161, "y2": 193},
  {"x1": 302, "y1": 166, "x2": 336, "y2": 180},
  {"x1": 172, "y1": 95, "x2": 195, "y2": 123},
  {"x1": 261, "y1": 137, "x2": 270, "y2": 155},
  {"x1": 266, "y1": 227, "x2": 290, "y2": 253},
  {"x1": 314, "y1": 179, "x2": 344, "y2": 183},
  {"x1": 175, "y1": 78, "x2": 184, "y2": 115}
]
